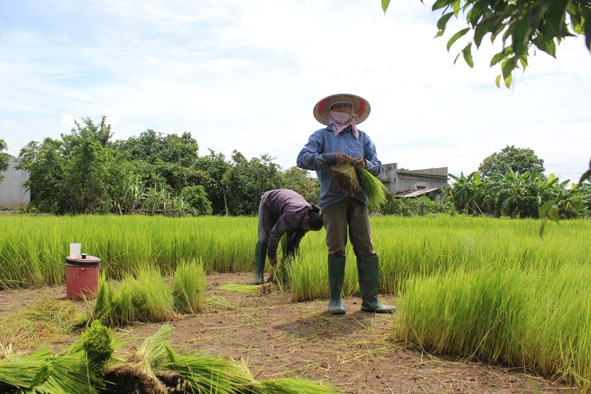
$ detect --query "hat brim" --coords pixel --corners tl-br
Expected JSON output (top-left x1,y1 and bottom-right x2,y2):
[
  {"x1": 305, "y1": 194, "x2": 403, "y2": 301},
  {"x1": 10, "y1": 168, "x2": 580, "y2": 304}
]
[{"x1": 313, "y1": 93, "x2": 371, "y2": 126}]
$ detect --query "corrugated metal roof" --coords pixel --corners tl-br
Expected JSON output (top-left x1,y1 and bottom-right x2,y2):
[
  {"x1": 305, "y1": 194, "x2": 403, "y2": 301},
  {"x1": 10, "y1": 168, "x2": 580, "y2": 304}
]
[{"x1": 395, "y1": 187, "x2": 439, "y2": 198}]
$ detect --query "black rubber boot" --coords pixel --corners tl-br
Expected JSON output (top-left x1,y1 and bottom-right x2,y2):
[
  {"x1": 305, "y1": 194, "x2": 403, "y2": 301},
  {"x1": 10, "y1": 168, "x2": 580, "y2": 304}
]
[
  {"x1": 328, "y1": 255, "x2": 346, "y2": 315},
  {"x1": 251, "y1": 242, "x2": 267, "y2": 285},
  {"x1": 357, "y1": 255, "x2": 395, "y2": 314}
]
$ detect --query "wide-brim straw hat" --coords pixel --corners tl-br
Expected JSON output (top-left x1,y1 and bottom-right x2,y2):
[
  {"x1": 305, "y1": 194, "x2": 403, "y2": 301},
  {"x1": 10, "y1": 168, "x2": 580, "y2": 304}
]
[{"x1": 313, "y1": 93, "x2": 371, "y2": 125}]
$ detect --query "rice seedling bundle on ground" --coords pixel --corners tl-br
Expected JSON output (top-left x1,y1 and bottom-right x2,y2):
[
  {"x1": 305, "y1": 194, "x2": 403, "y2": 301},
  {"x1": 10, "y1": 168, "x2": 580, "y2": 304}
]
[
  {"x1": 172, "y1": 259, "x2": 206, "y2": 313},
  {"x1": 93, "y1": 262, "x2": 206, "y2": 327},
  {"x1": 0, "y1": 324, "x2": 338, "y2": 393},
  {"x1": 0, "y1": 346, "x2": 98, "y2": 394}
]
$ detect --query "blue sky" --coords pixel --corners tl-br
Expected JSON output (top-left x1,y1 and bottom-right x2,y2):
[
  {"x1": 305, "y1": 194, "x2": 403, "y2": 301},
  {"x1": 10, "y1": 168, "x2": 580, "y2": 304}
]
[{"x1": 2, "y1": 0, "x2": 590, "y2": 183}]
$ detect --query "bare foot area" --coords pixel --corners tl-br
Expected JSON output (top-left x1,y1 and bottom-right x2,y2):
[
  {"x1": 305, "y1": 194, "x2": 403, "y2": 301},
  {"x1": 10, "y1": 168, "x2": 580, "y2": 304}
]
[{"x1": 0, "y1": 272, "x2": 574, "y2": 393}]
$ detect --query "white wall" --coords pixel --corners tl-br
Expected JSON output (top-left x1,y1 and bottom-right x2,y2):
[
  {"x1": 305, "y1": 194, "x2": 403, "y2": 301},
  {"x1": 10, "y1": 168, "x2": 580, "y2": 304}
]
[{"x1": 0, "y1": 158, "x2": 30, "y2": 209}]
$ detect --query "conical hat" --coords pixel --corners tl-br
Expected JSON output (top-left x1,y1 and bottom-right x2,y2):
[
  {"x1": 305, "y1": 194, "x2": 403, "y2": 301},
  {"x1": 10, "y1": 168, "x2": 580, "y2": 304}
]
[{"x1": 313, "y1": 93, "x2": 371, "y2": 125}]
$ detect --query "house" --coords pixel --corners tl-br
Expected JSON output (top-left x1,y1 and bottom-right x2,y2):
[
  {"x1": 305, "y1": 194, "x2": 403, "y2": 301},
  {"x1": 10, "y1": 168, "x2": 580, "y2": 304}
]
[
  {"x1": 0, "y1": 157, "x2": 30, "y2": 209},
  {"x1": 378, "y1": 163, "x2": 449, "y2": 198}
]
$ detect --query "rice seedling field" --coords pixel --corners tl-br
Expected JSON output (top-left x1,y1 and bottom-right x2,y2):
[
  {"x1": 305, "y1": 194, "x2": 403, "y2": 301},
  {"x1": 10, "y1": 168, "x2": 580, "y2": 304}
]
[{"x1": 0, "y1": 214, "x2": 589, "y2": 392}]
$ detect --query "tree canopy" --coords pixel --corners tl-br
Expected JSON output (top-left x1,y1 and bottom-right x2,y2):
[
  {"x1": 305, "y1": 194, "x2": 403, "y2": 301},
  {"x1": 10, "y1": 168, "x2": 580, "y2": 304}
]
[
  {"x1": 478, "y1": 145, "x2": 545, "y2": 178},
  {"x1": 382, "y1": 0, "x2": 591, "y2": 87},
  {"x1": 16, "y1": 117, "x2": 318, "y2": 216}
]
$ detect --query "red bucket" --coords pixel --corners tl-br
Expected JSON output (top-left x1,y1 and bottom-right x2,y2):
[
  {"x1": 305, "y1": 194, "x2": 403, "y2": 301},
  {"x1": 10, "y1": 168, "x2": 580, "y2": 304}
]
[{"x1": 65, "y1": 255, "x2": 101, "y2": 300}]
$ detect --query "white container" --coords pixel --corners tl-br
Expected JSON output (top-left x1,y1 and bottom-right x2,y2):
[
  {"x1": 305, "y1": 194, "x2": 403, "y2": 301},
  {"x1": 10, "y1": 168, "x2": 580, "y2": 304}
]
[{"x1": 69, "y1": 243, "x2": 82, "y2": 259}]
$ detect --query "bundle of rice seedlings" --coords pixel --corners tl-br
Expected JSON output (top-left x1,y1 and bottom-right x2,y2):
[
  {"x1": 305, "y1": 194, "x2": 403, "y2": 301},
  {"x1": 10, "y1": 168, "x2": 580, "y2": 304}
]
[
  {"x1": 80, "y1": 320, "x2": 114, "y2": 373},
  {"x1": 329, "y1": 164, "x2": 361, "y2": 193},
  {"x1": 219, "y1": 283, "x2": 263, "y2": 294},
  {"x1": 0, "y1": 347, "x2": 97, "y2": 394},
  {"x1": 132, "y1": 268, "x2": 176, "y2": 322},
  {"x1": 128, "y1": 324, "x2": 174, "y2": 378},
  {"x1": 93, "y1": 277, "x2": 122, "y2": 327},
  {"x1": 330, "y1": 164, "x2": 387, "y2": 210},
  {"x1": 94, "y1": 269, "x2": 176, "y2": 327},
  {"x1": 163, "y1": 351, "x2": 253, "y2": 394},
  {"x1": 252, "y1": 377, "x2": 338, "y2": 394},
  {"x1": 172, "y1": 259, "x2": 206, "y2": 314},
  {"x1": 357, "y1": 167, "x2": 387, "y2": 210},
  {"x1": 101, "y1": 324, "x2": 174, "y2": 394}
]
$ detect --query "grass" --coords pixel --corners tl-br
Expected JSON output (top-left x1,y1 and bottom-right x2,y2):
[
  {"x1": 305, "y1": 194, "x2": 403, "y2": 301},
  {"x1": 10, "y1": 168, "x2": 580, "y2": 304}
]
[
  {"x1": 173, "y1": 259, "x2": 206, "y2": 313},
  {"x1": 93, "y1": 263, "x2": 206, "y2": 327}
]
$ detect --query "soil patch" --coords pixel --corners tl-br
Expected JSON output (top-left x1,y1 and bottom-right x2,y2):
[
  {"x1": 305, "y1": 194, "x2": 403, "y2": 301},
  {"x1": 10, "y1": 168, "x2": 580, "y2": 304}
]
[{"x1": 0, "y1": 272, "x2": 574, "y2": 393}]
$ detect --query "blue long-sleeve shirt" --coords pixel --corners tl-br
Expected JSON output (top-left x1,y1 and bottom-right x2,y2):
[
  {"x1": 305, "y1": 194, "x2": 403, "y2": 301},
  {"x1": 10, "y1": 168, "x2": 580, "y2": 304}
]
[{"x1": 296, "y1": 125, "x2": 382, "y2": 210}]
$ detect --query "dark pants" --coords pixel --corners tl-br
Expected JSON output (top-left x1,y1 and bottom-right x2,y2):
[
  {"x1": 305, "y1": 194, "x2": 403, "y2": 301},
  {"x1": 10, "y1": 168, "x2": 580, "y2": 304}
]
[{"x1": 322, "y1": 197, "x2": 375, "y2": 258}]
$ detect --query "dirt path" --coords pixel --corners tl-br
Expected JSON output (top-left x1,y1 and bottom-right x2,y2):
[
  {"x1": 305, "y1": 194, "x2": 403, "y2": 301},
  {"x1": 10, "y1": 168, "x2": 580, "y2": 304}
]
[{"x1": 0, "y1": 272, "x2": 574, "y2": 393}]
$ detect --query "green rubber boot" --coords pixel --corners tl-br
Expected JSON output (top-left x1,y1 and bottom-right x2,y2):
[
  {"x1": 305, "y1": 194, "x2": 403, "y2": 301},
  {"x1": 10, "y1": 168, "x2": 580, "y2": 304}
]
[
  {"x1": 328, "y1": 255, "x2": 346, "y2": 315},
  {"x1": 251, "y1": 242, "x2": 267, "y2": 285},
  {"x1": 357, "y1": 255, "x2": 395, "y2": 314}
]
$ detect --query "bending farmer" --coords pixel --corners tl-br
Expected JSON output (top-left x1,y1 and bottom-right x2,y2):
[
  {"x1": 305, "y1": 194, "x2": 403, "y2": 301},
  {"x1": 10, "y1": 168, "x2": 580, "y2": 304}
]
[
  {"x1": 296, "y1": 93, "x2": 395, "y2": 314},
  {"x1": 252, "y1": 189, "x2": 324, "y2": 285}
]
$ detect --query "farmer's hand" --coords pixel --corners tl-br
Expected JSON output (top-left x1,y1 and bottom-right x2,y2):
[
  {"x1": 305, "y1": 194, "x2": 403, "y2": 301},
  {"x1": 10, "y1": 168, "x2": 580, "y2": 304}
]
[
  {"x1": 334, "y1": 152, "x2": 352, "y2": 164},
  {"x1": 351, "y1": 157, "x2": 365, "y2": 169},
  {"x1": 269, "y1": 257, "x2": 278, "y2": 266}
]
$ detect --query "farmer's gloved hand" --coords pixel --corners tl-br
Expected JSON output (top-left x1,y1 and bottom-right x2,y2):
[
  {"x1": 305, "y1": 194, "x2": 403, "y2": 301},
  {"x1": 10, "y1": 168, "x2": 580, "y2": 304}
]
[
  {"x1": 334, "y1": 152, "x2": 352, "y2": 165},
  {"x1": 351, "y1": 157, "x2": 365, "y2": 169}
]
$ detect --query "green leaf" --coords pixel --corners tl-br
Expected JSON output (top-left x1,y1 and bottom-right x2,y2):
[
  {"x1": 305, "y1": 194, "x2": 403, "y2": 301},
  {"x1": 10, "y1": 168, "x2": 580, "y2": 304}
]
[
  {"x1": 490, "y1": 48, "x2": 510, "y2": 66},
  {"x1": 579, "y1": 159, "x2": 591, "y2": 185},
  {"x1": 462, "y1": 43, "x2": 474, "y2": 67},
  {"x1": 452, "y1": 0, "x2": 460, "y2": 16},
  {"x1": 584, "y1": 8, "x2": 591, "y2": 51},
  {"x1": 381, "y1": 0, "x2": 390, "y2": 13},
  {"x1": 474, "y1": 21, "x2": 492, "y2": 47},
  {"x1": 495, "y1": 74, "x2": 502, "y2": 88},
  {"x1": 533, "y1": 34, "x2": 557, "y2": 57},
  {"x1": 518, "y1": 55, "x2": 528, "y2": 70},
  {"x1": 446, "y1": 27, "x2": 470, "y2": 51},
  {"x1": 436, "y1": 12, "x2": 455, "y2": 36},
  {"x1": 503, "y1": 72, "x2": 513, "y2": 88},
  {"x1": 432, "y1": 0, "x2": 454, "y2": 11},
  {"x1": 511, "y1": 18, "x2": 532, "y2": 56},
  {"x1": 467, "y1": 1, "x2": 483, "y2": 26}
]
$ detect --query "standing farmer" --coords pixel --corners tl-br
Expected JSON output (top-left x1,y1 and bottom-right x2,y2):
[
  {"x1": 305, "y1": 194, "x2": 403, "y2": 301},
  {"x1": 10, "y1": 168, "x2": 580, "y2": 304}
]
[
  {"x1": 252, "y1": 189, "x2": 324, "y2": 285},
  {"x1": 296, "y1": 93, "x2": 395, "y2": 314}
]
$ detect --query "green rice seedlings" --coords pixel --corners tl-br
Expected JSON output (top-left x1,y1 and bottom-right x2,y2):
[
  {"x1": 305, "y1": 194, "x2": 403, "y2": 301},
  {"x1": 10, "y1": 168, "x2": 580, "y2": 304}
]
[
  {"x1": 93, "y1": 269, "x2": 176, "y2": 326},
  {"x1": 357, "y1": 167, "x2": 387, "y2": 210},
  {"x1": 172, "y1": 259, "x2": 206, "y2": 314},
  {"x1": 129, "y1": 324, "x2": 174, "y2": 379},
  {"x1": 329, "y1": 164, "x2": 387, "y2": 209},
  {"x1": 164, "y1": 351, "x2": 253, "y2": 394},
  {"x1": 93, "y1": 277, "x2": 119, "y2": 327},
  {"x1": 130, "y1": 268, "x2": 175, "y2": 323},
  {"x1": 252, "y1": 377, "x2": 338, "y2": 394},
  {"x1": 219, "y1": 283, "x2": 263, "y2": 294},
  {"x1": 79, "y1": 320, "x2": 114, "y2": 373},
  {"x1": 0, "y1": 347, "x2": 96, "y2": 394}
]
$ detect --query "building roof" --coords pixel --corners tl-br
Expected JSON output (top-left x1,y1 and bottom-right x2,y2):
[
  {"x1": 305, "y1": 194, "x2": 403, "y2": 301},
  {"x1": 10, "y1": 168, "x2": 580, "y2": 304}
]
[{"x1": 395, "y1": 187, "x2": 439, "y2": 198}]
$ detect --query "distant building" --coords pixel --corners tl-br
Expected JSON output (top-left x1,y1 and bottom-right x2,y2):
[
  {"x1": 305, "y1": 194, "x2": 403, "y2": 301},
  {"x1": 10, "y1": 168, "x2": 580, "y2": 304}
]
[
  {"x1": 0, "y1": 157, "x2": 30, "y2": 209},
  {"x1": 379, "y1": 163, "x2": 448, "y2": 198}
]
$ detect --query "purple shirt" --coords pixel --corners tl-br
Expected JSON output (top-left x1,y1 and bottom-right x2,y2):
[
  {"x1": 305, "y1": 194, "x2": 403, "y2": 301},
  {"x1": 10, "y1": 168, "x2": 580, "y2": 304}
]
[{"x1": 259, "y1": 189, "x2": 310, "y2": 259}]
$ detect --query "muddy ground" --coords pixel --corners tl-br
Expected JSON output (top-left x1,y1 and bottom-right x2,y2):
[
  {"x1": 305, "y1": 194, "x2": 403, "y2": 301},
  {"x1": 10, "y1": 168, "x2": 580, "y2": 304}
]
[{"x1": 0, "y1": 272, "x2": 574, "y2": 393}]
